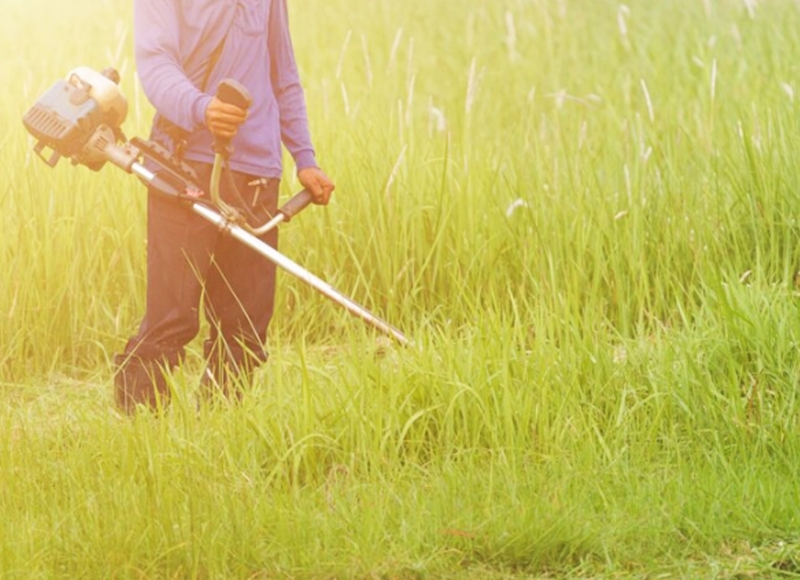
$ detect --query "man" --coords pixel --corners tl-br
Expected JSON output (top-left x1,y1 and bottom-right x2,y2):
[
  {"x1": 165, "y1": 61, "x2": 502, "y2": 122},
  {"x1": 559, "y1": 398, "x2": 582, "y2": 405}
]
[{"x1": 114, "y1": 0, "x2": 335, "y2": 412}]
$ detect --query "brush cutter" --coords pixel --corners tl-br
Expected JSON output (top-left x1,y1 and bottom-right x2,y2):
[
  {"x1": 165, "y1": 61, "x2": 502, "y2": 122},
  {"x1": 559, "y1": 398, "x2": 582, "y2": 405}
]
[{"x1": 22, "y1": 66, "x2": 411, "y2": 346}]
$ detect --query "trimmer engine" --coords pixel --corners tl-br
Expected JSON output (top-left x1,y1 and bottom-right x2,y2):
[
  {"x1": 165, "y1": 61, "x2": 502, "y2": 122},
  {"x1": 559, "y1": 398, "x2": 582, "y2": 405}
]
[{"x1": 22, "y1": 67, "x2": 128, "y2": 170}]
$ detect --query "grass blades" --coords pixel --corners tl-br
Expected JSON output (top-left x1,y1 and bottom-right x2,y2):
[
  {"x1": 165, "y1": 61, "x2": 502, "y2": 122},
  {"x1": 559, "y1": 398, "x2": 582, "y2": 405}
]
[{"x1": 4, "y1": 0, "x2": 800, "y2": 577}]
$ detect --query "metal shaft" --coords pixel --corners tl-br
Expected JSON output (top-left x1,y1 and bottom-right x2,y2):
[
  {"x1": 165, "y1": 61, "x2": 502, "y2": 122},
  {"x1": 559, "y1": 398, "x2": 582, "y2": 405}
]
[
  {"x1": 191, "y1": 203, "x2": 411, "y2": 346},
  {"x1": 130, "y1": 161, "x2": 411, "y2": 347}
]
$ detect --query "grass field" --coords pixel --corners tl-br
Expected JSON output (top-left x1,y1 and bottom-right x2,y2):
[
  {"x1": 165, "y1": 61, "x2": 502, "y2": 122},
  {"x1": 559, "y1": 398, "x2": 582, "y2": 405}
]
[{"x1": 4, "y1": 0, "x2": 800, "y2": 577}]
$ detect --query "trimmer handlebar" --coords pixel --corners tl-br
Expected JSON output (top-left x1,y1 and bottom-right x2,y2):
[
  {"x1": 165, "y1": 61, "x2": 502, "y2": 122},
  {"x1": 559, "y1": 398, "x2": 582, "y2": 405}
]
[
  {"x1": 211, "y1": 78, "x2": 314, "y2": 230},
  {"x1": 249, "y1": 189, "x2": 314, "y2": 236},
  {"x1": 279, "y1": 189, "x2": 314, "y2": 222}
]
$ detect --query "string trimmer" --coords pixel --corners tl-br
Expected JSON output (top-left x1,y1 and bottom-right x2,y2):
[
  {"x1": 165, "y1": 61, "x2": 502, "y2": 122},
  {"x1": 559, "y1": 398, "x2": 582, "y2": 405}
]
[{"x1": 22, "y1": 66, "x2": 411, "y2": 346}]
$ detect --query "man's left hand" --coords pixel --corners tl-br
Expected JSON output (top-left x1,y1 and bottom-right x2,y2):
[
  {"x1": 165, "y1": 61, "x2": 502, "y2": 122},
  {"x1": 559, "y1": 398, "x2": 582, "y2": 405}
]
[{"x1": 298, "y1": 167, "x2": 335, "y2": 205}]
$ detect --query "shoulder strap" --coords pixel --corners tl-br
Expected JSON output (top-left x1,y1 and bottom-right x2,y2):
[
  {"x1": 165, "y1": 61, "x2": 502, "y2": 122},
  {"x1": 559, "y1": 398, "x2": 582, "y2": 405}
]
[
  {"x1": 153, "y1": 6, "x2": 236, "y2": 156},
  {"x1": 200, "y1": 34, "x2": 226, "y2": 92}
]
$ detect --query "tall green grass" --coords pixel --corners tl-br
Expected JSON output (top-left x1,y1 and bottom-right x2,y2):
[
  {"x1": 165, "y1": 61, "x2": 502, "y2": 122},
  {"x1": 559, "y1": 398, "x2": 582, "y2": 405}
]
[{"x1": 3, "y1": 0, "x2": 800, "y2": 577}]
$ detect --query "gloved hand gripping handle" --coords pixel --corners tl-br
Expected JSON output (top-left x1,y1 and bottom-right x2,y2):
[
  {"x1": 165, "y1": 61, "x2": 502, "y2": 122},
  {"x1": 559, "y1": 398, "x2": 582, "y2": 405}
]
[
  {"x1": 212, "y1": 79, "x2": 253, "y2": 155},
  {"x1": 210, "y1": 79, "x2": 252, "y2": 208}
]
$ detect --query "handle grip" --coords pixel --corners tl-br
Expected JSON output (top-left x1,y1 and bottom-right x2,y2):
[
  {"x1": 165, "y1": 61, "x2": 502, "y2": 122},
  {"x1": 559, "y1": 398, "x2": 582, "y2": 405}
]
[
  {"x1": 216, "y1": 79, "x2": 253, "y2": 110},
  {"x1": 212, "y1": 79, "x2": 253, "y2": 156},
  {"x1": 279, "y1": 189, "x2": 314, "y2": 222}
]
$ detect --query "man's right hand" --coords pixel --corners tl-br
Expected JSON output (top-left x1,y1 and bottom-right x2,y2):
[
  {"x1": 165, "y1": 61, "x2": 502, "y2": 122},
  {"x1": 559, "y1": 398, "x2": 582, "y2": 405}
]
[{"x1": 205, "y1": 97, "x2": 248, "y2": 140}]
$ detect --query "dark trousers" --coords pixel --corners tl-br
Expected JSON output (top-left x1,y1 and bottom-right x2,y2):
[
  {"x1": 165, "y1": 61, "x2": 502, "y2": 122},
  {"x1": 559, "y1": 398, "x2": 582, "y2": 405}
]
[{"x1": 114, "y1": 161, "x2": 279, "y2": 412}]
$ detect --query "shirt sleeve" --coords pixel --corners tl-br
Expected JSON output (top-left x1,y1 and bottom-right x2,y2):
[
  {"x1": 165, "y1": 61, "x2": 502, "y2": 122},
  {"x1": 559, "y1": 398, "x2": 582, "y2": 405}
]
[
  {"x1": 268, "y1": 0, "x2": 318, "y2": 171},
  {"x1": 133, "y1": 0, "x2": 214, "y2": 132}
]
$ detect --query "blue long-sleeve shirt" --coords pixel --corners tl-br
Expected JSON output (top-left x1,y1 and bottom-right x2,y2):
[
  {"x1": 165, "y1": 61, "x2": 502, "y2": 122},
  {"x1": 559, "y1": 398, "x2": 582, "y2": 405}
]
[{"x1": 134, "y1": 0, "x2": 317, "y2": 178}]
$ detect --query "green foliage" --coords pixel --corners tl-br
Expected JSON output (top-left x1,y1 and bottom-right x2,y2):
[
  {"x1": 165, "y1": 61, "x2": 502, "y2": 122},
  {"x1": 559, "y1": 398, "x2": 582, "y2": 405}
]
[{"x1": 3, "y1": 0, "x2": 800, "y2": 577}]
